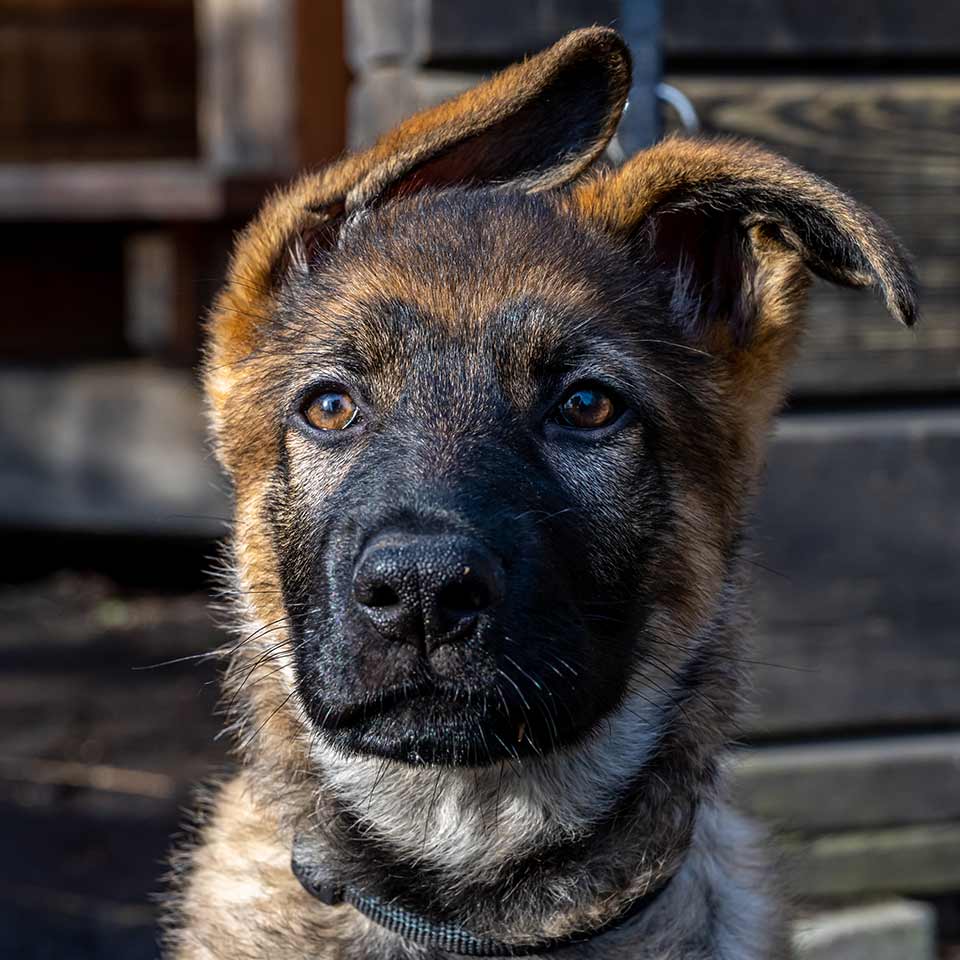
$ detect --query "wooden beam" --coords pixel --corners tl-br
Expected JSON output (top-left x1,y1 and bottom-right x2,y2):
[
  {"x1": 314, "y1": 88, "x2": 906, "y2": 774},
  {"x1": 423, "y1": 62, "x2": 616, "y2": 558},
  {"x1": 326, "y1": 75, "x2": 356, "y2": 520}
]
[
  {"x1": 345, "y1": 0, "x2": 621, "y2": 69},
  {"x1": 732, "y1": 735, "x2": 960, "y2": 833},
  {"x1": 195, "y1": 0, "x2": 297, "y2": 172},
  {"x1": 748, "y1": 410, "x2": 960, "y2": 736},
  {"x1": 0, "y1": 364, "x2": 227, "y2": 535},
  {"x1": 663, "y1": 0, "x2": 960, "y2": 59},
  {"x1": 0, "y1": 162, "x2": 275, "y2": 220},
  {"x1": 782, "y1": 823, "x2": 960, "y2": 897},
  {"x1": 1, "y1": 373, "x2": 958, "y2": 740},
  {"x1": 792, "y1": 901, "x2": 936, "y2": 960}
]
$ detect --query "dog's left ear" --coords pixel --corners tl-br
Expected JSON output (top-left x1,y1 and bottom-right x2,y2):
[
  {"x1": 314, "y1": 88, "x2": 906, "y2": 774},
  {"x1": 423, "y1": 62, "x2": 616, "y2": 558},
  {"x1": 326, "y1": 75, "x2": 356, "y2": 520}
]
[
  {"x1": 571, "y1": 137, "x2": 919, "y2": 356},
  {"x1": 210, "y1": 26, "x2": 630, "y2": 361}
]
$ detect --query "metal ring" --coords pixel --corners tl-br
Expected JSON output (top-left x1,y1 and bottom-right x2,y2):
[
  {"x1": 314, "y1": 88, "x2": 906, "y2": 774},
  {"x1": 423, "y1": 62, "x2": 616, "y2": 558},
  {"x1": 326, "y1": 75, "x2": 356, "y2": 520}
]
[{"x1": 656, "y1": 83, "x2": 700, "y2": 134}]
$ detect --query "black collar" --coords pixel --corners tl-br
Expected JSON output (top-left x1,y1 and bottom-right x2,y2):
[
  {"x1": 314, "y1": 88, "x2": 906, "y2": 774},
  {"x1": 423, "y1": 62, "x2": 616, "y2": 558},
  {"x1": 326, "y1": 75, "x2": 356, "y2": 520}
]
[{"x1": 292, "y1": 849, "x2": 674, "y2": 957}]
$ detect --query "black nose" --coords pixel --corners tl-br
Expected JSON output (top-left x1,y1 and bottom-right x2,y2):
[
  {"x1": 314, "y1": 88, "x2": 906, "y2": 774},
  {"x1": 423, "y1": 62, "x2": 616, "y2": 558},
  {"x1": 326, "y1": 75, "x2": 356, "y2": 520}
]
[{"x1": 352, "y1": 533, "x2": 503, "y2": 651}]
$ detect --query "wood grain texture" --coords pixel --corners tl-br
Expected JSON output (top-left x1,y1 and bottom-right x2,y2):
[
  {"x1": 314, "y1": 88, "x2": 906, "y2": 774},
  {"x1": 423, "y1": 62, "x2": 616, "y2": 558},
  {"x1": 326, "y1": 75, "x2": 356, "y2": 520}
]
[
  {"x1": 732, "y1": 735, "x2": 960, "y2": 833},
  {"x1": 0, "y1": 0, "x2": 197, "y2": 162},
  {"x1": 345, "y1": 0, "x2": 620, "y2": 69},
  {"x1": 0, "y1": 364, "x2": 228, "y2": 534},
  {"x1": 664, "y1": 74, "x2": 960, "y2": 396},
  {"x1": 196, "y1": 0, "x2": 297, "y2": 171},
  {"x1": 0, "y1": 162, "x2": 275, "y2": 220},
  {"x1": 782, "y1": 823, "x2": 960, "y2": 897},
  {"x1": 747, "y1": 409, "x2": 960, "y2": 737},
  {"x1": 663, "y1": 0, "x2": 960, "y2": 58}
]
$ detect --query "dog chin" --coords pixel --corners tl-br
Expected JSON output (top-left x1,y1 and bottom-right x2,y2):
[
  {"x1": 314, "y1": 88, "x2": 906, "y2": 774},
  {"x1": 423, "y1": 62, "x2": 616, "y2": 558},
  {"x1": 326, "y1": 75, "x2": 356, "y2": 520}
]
[{"x1": 315, "y1": 693, "x2": 587, "y2": 768}]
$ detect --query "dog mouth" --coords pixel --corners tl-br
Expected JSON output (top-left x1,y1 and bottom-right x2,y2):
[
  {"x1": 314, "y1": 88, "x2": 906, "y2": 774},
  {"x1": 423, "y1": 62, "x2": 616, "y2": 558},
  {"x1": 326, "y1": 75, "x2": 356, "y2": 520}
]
[{"x1": 309, "y1": 678, "x2": 590, "y2": 767}]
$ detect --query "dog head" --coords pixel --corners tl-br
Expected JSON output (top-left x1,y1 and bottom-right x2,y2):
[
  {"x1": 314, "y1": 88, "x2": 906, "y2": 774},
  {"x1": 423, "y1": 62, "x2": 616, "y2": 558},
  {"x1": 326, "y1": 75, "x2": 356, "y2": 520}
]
[{"x1": 205, "y1": 29, "x2": 916, "y2": 776}]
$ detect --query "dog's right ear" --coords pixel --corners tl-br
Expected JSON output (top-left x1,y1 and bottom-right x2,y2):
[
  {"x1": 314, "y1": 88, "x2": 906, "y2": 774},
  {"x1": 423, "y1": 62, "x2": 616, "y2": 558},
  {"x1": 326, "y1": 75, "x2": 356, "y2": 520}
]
[{"x1": 208, "y1": 27, "x2": 630, "y2": 363}]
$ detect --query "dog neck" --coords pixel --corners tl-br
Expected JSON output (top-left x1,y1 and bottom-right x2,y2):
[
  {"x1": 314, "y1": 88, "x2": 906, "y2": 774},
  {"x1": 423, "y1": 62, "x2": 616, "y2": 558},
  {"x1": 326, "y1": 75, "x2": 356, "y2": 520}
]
[{"x1": 284, "y1": 662, "x2": 722, "y2": 948}]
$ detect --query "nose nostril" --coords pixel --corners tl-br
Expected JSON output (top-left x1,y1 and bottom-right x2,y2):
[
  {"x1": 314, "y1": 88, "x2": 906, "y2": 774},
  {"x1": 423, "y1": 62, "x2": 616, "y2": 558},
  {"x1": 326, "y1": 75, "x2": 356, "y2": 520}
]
[
  {"x1": 360, "y1": 582, "x2": 400, "y2": 609},
  {"x1": 437, "y1": 579, "x2": 489, "y2": 617}
]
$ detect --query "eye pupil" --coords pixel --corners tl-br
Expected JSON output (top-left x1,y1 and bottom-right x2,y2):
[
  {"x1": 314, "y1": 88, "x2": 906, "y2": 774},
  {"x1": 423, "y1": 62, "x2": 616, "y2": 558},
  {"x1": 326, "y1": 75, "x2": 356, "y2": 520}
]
[
  {"x1": 557, "y1": 387, "x2": 617, "y2": 429},
  {"x1": 304, "y1": 391, "x2": 358, "y2": 431}
]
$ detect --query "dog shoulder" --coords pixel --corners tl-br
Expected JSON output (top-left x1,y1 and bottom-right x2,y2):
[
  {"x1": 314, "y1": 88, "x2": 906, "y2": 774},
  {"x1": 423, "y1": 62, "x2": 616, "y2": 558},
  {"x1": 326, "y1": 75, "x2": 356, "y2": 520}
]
[
  {"x1": 163, "y1": 773, "x2": 355, "y2": 960},
  {"x1": 676, "y1": 798, "x2": 793, "y2": 960}
]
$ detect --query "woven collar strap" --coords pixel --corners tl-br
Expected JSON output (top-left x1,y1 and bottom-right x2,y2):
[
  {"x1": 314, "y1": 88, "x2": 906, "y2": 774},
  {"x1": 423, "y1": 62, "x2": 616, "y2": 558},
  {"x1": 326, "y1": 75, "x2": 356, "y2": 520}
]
[{"x1": 291, "y1": 852, "x2": 673, "y2": 957}]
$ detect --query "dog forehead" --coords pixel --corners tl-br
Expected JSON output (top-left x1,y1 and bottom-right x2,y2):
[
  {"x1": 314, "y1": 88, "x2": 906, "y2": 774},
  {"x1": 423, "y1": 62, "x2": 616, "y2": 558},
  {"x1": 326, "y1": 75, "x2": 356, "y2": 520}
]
[
  {"x1": 360, "y1": 192, "x2": 617, "y2": 303},
  {"x1": 291, "y1": 190, "x2": 635, "y2": 366}
]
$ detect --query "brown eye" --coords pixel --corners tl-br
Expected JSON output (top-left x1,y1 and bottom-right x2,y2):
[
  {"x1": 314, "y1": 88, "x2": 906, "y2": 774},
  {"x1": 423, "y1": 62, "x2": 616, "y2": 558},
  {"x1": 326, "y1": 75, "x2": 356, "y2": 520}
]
[
  {"x1": 304, "y1": 391, "x2": 358, "y2": 431},
  {"x1": 555, "y1": 386, "x2": 618, "y2": 430}
]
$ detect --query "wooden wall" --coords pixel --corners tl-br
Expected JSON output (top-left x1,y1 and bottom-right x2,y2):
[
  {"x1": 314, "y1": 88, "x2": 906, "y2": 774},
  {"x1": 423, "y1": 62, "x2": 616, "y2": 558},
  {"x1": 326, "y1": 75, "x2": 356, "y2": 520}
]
[{"x1": 2, "y1": 2, "x2": 958, "y2": 953}]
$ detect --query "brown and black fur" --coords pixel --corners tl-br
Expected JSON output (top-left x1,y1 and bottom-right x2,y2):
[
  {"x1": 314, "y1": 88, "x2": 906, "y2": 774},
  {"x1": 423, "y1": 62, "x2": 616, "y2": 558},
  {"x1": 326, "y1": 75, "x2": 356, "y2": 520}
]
[{"x1": 165, "y1": 27, "x2": 918, "y2": 960}]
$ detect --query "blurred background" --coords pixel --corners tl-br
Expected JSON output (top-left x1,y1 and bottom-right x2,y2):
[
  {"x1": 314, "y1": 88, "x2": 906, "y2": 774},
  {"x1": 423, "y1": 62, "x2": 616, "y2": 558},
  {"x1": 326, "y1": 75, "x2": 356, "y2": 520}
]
[{"x1": 0, "y1": 1, "x2": 957, "y2": 958}]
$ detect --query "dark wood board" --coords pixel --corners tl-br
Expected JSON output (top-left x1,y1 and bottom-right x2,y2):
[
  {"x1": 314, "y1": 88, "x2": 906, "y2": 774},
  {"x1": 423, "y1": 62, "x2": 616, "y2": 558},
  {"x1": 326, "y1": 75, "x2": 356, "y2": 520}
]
[
  {"x1": 348, "y1": 0, "x2": 960, "y2": 66},
  {"x1": 782, "y1": 823, "x2": 960, "y2": 897},
  {"x1": 346, "y1": 0, "x2": 621, "y2": 69},
  {"x1": 352, "y1": 70, "x2": 959, "y2": 396},
  {"x1": 664, "y1": 74, "x2": 960, "y2": 396},
  {"x1": 0, "y1": 162, "x2": 277, "y2": 221},
  {"x1": 662, "y1": 0, "x2": 960, "y2": 59},
  {"x1": 732, "y1": 734, "x2": 960, "y2": 834},
  {"x1": 0, "y1": 364, "x2": 229, "y2": 534},
  {"x1": 0, "y1": 224, "x2": 126, "y2": 360},
  {"x1": 746, "y1": 409, "x2": 960, "y2": 737},
  {"x1": 0, "y1": 0, "x2": 197, "y2": 163}
]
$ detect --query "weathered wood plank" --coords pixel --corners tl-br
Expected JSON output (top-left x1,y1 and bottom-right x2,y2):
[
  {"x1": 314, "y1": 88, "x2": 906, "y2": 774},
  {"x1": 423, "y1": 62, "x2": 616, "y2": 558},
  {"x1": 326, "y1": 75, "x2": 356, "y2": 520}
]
[
  {"x1": 196, "y1": 0, "x2": 296, "y2": 171},
  {"x1": 663, "y1": 75, "x2": 960, "y2": 396},
  {"x1": 0, "y1": 0, "x2": 197, "y2": 162},
  {"x1": 783, "y1": 823, "x2": 960, "y2": 897},
  {"x1": 349, "y1": 0, "x2": 960, "y2": 66},
  {"x1": 732, "y1": 735, "x2": 960, "y2": 833},
  {"x1": 663, "y1": 0, "x2": 960, "y2": 58},
  {"x1": 792, "y1": 900, "x2": 936, "y2": 960},
  {"x1": 345, "y1": 0, "x2": 620, "y2": 69},
  {"x1": 748, "y1": 410, "x2": 960, "y2": 737},
  {"x1": 0, "y1": 364, "x2": 228, "y2": 534},
  {"x1": 0, "y1": 162, "x2": 276, "y2": 220}
]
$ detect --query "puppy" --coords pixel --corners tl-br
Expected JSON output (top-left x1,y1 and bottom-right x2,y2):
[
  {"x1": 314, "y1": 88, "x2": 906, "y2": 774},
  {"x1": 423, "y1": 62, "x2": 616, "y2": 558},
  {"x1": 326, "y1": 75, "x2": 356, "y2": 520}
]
[{"x1": 166, "y1": 27, "x2": 917, "y2": 960}]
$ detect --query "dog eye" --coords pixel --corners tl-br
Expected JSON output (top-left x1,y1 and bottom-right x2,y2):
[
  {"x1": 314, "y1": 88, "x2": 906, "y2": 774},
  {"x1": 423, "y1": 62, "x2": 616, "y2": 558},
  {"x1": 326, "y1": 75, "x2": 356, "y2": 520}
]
[
  {"x1": 303, "y1": 391, "x2": 359, "y2": 431},
  {"x1": 554, "y1": 385, "x2": 619, "y2": 430}
]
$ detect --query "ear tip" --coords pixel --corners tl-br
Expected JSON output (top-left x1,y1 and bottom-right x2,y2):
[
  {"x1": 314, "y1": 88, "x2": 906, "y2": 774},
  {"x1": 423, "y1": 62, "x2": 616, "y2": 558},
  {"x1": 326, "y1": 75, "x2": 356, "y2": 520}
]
[
  {"x1": 556, "y1": 26, "x2": 632, "y2": 77},
  {"x1": 895, "y1": 286, "x2": 921, "y2": 328}
]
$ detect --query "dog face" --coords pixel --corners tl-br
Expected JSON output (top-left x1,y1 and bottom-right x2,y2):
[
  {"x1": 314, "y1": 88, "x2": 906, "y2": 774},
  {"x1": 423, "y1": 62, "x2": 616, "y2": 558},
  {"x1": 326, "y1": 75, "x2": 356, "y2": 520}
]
[
  {"x1": 270, "y1": 190, "x2": 695, "y2": 766},
  {"x1": 206, "y1": 29, "x2": 916, "y2": 774}
]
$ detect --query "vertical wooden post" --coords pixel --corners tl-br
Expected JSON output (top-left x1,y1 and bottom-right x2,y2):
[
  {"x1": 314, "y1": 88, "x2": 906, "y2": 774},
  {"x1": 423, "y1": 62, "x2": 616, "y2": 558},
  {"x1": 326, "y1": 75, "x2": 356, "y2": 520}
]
[
  {"x1": 617, "y1": 0, "x2": 662, "y2": 155},
  {"x1": 195, "y1": 0, "x2": 298, "y2": 172}
]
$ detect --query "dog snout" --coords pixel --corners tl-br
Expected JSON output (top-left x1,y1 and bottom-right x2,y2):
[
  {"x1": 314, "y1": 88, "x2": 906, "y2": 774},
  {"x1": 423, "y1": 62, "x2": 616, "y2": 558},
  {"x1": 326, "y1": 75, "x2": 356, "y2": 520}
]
[{"x1": 352, "y1": 532, "x2": 503, "y2": 652}]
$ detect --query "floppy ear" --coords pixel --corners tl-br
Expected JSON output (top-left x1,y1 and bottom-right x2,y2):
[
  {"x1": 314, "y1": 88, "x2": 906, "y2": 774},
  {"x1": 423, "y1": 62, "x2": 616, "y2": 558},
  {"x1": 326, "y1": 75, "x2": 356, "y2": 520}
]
[
  {"x1": 207, "y1": 27, "x2": 631, "y2": 367},
  {"x1": 571, "y1": 137, "x2": 919, "y2": 355}
]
